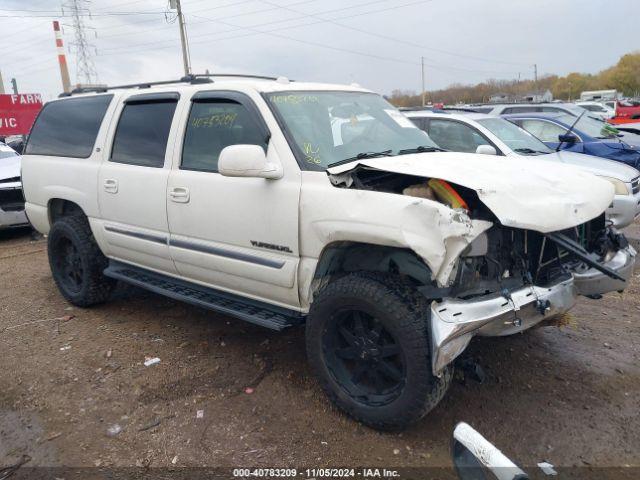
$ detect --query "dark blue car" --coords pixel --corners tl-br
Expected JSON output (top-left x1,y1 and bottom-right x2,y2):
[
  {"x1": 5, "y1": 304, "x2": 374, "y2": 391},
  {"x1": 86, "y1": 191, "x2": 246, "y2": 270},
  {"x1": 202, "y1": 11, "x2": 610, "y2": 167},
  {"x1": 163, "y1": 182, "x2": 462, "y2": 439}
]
[{"x1": 502, "y1": 112, "x2": 640, "y2": 168}]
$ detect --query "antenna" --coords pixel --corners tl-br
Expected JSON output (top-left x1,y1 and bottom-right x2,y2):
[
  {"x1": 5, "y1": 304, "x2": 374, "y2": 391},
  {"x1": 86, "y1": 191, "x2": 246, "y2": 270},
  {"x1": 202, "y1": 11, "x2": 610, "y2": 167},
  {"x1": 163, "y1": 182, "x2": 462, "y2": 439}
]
[{"x1": 61, "y1": 0, "x2": 99, "y2": 86}]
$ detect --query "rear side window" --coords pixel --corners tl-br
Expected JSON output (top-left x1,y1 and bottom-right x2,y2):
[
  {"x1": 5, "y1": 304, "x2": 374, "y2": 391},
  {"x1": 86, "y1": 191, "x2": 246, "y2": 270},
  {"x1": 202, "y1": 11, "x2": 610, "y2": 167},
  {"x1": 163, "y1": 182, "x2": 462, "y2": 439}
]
[
  {"x1": 25, "y1": 95, "x2": 113, "y2": 158},
  {"x1": 181, "y1": 101, "x2": 267, "y2": 172},
  {"x1": 110, "y1": 100, "x2": 178, "y2": 168}
]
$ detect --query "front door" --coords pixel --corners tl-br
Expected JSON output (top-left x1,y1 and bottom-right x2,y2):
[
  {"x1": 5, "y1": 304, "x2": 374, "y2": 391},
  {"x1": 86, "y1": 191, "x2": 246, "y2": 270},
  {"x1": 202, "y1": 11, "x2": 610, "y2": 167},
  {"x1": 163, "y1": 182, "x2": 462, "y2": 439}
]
[
  {"x1": 166, "y1": 91, "x2": 301, "y2": 308},
  {"x1": 98, "y1": 92, "x2": 181, "y2": 274}
]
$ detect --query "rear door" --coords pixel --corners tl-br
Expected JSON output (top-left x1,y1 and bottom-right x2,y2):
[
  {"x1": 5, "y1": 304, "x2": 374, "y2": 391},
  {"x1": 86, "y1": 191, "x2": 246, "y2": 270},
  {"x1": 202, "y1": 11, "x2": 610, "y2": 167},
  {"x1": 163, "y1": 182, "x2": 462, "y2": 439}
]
[
  {"x1": 166, "y1": 90, "x2": 301, "y2": 308},
  {"x1": 97, "y1": 92, "x2": 181, "y2": 273}
]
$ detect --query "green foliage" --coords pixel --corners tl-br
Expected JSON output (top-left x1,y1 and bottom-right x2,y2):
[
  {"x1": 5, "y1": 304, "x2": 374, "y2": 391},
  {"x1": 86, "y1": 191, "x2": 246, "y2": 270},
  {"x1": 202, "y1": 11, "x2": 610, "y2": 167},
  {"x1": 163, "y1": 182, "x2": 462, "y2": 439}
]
[{"x1": 389, "y1": 52, "x2": 640, "y2": 107}]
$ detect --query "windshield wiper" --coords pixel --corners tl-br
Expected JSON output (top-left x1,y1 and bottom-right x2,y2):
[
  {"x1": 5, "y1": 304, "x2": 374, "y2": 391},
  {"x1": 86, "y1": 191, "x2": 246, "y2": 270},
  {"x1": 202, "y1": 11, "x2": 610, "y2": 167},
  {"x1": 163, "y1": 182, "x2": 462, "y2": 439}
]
[
  {"x1": 514, "y1": 147, "x2": 548, "y2": 155},
  {"x1": 397, "y1": 145, "x2": 447, "y2": 155},
  {"x1": 327, "y1": 150, "x2": 392, "y2": 168}
]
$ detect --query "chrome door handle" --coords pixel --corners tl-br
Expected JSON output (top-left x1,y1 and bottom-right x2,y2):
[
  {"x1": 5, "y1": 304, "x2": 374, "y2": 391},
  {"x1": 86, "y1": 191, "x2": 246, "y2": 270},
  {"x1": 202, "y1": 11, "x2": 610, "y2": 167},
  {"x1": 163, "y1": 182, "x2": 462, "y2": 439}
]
[
  {"x1": 104, "y1": 179, "x2": 118, "y2": 194},
  {"x1": 169, "y1": 187, "x2": 190, "y2": 203}
]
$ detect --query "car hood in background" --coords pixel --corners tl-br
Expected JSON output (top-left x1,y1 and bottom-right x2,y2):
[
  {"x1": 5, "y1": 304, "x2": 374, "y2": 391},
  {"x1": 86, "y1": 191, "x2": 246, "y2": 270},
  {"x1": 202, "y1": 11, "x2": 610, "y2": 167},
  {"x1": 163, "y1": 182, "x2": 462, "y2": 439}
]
[
  {"x1": 0, "y1": 152, "x2": 21, "y2": 182},
  {"x1": 327, "y1": 152, "x2": 614, "y2": 233},
  {"x1": 543, "y1": 150, "x2": 640, "y2": 182}
]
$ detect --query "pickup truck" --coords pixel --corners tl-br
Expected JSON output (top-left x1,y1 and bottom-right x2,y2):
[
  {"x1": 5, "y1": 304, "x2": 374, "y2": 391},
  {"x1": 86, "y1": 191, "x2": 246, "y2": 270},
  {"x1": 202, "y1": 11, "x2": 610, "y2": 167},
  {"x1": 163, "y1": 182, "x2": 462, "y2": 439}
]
[{"x1": 21, "y1": 74, "x2": 636, "y2": 430}]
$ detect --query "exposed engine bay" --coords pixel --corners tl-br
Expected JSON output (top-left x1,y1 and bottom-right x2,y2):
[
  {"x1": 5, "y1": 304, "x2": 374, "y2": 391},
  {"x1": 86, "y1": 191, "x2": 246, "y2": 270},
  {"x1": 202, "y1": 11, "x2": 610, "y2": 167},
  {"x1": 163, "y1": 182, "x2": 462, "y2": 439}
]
[{"x1": 332, "y1": 166, "x2": 630, "y2": 301}]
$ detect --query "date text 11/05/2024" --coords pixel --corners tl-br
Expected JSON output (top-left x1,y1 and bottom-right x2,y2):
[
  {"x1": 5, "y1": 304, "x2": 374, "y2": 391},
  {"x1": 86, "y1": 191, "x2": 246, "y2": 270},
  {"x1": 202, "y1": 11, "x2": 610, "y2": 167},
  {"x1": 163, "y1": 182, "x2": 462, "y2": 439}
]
[{"x1": 232, "y1": 468, "x2": 401, "y2": 478}]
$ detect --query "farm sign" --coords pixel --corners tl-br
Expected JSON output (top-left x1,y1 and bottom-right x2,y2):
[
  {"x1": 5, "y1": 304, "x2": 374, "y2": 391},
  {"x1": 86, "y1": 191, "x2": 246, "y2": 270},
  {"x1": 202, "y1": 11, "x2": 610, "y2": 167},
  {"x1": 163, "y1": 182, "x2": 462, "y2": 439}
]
[{"x1": 0, "y1": 93, "x2": 43, "y2": 136}]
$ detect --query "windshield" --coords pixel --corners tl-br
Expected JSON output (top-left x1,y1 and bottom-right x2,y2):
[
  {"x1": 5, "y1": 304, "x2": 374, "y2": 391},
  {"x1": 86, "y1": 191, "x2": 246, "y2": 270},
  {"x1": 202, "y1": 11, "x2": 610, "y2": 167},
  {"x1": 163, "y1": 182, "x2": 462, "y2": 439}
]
[
  {"x1": 265, "y1": 91, "x2": 437, "y2": 170},
  {"x1": 556, "y1": 113, "x2": 618, "y2": 139},
  {"x1": 0, "y1": 144, "x2": 18, "y2": 160},
  {"x1": 477, "y1": 117, "x2": 552, "y2": 155}
]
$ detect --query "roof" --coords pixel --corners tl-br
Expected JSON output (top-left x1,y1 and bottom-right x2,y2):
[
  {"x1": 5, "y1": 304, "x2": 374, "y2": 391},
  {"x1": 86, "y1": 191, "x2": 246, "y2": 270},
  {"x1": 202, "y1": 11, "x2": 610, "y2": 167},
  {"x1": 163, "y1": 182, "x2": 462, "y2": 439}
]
[{"x1": 59, "y1": 74, "x2": 370, "y2": 98}]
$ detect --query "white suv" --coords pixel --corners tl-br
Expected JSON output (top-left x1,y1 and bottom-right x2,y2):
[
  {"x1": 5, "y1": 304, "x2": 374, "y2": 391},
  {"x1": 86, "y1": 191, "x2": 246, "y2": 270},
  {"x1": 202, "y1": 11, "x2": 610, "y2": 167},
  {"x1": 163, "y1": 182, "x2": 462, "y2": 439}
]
[{"x1": 21, "y1": 74, "x2": 636, "y2": 430}]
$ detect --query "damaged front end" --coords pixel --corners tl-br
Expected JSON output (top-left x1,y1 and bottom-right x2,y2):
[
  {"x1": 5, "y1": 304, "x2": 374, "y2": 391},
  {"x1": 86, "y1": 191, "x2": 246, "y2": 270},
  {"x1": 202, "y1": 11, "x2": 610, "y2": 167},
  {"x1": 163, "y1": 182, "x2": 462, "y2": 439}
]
[
  {"x1": 429, "y1": 217, "x2": 635, "y2": 374},
  {"x1": 327, "y1": 159, "x2": 636, "y2": 376}
]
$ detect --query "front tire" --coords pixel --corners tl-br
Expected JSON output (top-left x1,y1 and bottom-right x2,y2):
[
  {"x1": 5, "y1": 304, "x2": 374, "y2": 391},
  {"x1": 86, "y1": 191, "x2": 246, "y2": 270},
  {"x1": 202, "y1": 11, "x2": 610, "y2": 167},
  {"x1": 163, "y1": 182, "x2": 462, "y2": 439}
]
[
  {"x1": 306, "y1": 272, "x2": 452, "y2": 430},
  {"x1": 48, "y1": 215, "x2": 115, "y2": 307}
]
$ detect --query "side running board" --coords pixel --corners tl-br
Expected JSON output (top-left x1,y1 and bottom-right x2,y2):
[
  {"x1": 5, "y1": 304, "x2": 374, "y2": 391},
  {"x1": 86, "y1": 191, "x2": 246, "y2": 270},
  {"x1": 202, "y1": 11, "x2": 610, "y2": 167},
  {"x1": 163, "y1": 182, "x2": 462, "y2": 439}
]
[{"x1": 104, "y1": 261, "x2": 305, "y2": 331}]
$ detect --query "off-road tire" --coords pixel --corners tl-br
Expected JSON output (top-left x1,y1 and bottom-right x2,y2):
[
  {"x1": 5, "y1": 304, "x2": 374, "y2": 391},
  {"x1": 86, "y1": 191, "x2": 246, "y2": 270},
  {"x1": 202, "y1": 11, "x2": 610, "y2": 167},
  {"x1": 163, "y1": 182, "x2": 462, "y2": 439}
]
[
  {"x1": 48, "y1": 215, "x2": 115, "y2": 307},
  {"x1": 306, "y1": 272, "x2": 452, "y2": 430}
]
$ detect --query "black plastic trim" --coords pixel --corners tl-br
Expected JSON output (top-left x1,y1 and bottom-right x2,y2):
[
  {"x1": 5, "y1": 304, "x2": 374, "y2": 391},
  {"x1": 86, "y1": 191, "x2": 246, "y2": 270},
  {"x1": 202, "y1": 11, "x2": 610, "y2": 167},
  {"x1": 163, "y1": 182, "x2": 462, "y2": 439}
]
[
  {"x1": 170, "y1": 238, "x2": 284, "y2": 269},
  {"x1": 104, "y1": 225, "x2": 167, "y2": 245}
]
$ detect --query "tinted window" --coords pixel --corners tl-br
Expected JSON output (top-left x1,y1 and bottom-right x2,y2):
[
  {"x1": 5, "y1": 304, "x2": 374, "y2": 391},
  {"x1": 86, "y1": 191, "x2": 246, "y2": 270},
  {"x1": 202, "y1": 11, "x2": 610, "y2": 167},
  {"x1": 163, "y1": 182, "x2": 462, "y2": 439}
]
[
  {"x1": 428, "y1": 119, "x2": 490, "y2": 153},
  {"x1": 182, "y1": 101, "x2": 267, "y2": 172},
  {"x1": 25, "y1": 95, "x2": 112, "y2": 158},
  {"x1": 111, "y1": 100, "x2": 177, "y2": 168}
]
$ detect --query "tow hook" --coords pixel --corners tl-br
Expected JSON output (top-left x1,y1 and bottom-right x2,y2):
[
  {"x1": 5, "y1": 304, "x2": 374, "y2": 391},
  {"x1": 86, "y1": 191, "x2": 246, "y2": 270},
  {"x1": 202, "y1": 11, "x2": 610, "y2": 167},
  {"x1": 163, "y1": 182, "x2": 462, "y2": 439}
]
[
  {"x1": 536, "y1": 299, "x2": 551, "y2": 315},
  {"x1": 501, "y1": 288, "x2": 522, "y2": 327}
]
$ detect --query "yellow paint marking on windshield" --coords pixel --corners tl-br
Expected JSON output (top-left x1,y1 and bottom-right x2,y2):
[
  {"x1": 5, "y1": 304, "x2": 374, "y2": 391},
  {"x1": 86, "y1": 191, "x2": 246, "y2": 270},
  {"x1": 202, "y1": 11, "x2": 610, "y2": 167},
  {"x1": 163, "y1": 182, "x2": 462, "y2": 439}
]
[
  {"x1": 270, "y1": 94, "x2": 319, "y2": 105},
  {"x1": 303, "y1": 142, "x2": 321, "y2": 164}
]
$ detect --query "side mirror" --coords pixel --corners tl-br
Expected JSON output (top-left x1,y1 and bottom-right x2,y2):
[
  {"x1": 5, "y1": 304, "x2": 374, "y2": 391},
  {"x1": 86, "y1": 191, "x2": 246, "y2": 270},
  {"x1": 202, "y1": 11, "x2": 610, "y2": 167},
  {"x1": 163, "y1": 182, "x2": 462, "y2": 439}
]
[
  {"x1": 218, "y1": 145, "x2": 282, "y2": 179},
  {"x1": 451, "y1": 422, "x2": 528, "y2": 480},
  {"x1": 558, "y1": 133, "x2": 578, "y2": 144},
  {"x1": 476, "y1": 145, "x2": 497, "y2": 156}
]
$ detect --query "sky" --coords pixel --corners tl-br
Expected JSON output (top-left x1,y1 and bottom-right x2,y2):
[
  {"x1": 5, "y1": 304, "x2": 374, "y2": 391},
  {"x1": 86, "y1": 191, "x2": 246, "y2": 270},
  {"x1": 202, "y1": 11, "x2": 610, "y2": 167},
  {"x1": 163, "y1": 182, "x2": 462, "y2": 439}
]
[{"x1": 1, "y1": 0, "x2": 638, "y2": 101}]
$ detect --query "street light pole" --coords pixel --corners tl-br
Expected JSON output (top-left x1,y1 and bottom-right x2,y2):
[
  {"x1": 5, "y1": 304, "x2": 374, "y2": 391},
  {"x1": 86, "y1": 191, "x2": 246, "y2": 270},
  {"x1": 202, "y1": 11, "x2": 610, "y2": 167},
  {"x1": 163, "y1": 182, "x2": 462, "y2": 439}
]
[{"x1": 421, "y1": 56, "x2": 426, "y2": 107}]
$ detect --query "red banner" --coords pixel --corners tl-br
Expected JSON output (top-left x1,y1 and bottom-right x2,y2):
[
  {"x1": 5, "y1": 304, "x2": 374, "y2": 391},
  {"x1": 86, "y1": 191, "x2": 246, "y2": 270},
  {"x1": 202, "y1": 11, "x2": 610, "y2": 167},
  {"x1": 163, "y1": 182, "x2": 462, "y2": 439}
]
[{"x1": 0, "y1": 93, "x2": 43, "y2": 136}]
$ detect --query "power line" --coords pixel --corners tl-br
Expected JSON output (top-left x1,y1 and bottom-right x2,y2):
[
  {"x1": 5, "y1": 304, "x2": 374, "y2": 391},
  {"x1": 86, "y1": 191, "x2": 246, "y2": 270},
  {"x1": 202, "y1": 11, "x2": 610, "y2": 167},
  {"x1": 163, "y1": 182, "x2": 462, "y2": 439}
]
[
  {"x1": 62, "y1": 0, "x2": 99, "y2": 84},
  {"x1": 99, "y1": 0, "x2": 398, "y2": 52},
  {"x1": 258, "y1": 0, "x2": 531, "y2": 68}
]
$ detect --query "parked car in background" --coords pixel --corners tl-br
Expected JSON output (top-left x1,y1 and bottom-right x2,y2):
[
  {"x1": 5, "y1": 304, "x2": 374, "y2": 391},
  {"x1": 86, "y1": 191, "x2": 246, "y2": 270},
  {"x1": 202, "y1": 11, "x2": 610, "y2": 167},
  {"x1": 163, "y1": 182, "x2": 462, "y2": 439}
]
[
  {"x1": 612, "y1": 99, "x2": 640, "y2": 123},
  {"x1": 0, "y1": 142, "x2": 29, "y2": 230},
  {"x1": 480, "y1": 102, "x2": 588, "y2": 117},
  {"x1": 503, "y1": 112, "x2": 640, "y2": 168},
  {"x1": 575, "y1": 101, "x2": 615, "y2": 120},
  {"x1": 405, "y1": 110, "x2": 640, "y2": 228}
]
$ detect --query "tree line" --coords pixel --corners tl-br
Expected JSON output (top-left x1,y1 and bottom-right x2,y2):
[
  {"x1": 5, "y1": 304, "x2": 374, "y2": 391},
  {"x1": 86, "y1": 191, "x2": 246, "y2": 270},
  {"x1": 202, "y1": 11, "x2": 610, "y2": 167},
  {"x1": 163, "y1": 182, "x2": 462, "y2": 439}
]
[{"x1": 388, "y1": 52, "x2": 640, "y2": 107}]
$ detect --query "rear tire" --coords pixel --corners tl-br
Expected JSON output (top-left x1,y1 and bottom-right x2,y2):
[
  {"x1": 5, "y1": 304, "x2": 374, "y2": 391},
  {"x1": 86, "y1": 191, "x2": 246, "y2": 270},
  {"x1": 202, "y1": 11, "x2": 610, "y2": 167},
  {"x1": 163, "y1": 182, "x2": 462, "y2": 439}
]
[
  {"x1": 306, "y1": 272, "x2": 452, "y2": 430},
  {"x1": 48, "y1": 215, "x2": 115, "y2": 307}
]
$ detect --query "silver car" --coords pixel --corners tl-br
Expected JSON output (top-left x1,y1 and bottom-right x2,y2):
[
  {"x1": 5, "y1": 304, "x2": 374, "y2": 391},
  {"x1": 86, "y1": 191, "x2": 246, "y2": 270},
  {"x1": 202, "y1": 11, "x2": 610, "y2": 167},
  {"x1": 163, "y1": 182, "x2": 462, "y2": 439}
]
[
  {"x1": 405, "y1": 110, "x2": 640, "y2": 228},
  {"x1": 0, "y1": 143, "x2": 29, "y2": 230}
]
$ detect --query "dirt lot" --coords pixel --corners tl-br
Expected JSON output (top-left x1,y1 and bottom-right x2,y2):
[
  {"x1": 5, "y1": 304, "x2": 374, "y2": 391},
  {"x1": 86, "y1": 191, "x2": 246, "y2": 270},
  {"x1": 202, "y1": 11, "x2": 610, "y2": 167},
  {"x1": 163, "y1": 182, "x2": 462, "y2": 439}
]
[{"x1": 1, "y1": 226, "x2": 639, "y2": 478}]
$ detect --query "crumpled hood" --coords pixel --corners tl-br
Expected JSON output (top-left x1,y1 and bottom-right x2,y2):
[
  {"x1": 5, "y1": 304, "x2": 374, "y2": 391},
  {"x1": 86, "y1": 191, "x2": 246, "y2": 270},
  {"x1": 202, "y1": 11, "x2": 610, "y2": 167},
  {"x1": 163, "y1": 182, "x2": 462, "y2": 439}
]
[
  {"x1": 544, "y1": 150, "x2": 640, "y2": 182},
  {"x1": 328, "y1": 152, "x2": 615, "y2": 233}
]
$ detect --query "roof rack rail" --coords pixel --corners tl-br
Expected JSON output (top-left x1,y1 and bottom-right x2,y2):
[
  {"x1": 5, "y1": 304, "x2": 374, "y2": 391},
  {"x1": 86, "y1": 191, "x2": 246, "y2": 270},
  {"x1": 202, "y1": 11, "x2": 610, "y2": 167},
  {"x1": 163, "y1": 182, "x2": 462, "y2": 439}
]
[{"x1": 59, "y1": 73, "x2": 288, "y2": 97}]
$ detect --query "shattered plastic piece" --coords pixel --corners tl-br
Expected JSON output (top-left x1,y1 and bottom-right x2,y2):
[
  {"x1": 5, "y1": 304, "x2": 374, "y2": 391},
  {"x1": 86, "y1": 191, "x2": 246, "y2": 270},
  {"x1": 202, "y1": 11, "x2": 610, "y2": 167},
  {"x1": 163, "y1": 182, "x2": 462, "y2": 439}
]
[
  {"x1": 144, "y1": 357, "x2": 161, "y2": 367},
  {"x1": 538, "y1": 461, "x2": 557, "y2": 476},
  {"x1": 244, "y1": 387, "x2": 255, "y2": 394},
  {"x1": 196, "y1": 410, "x2": 204, "y2": 419},
  {"x1": 106, "y1": 424, "x2": 122, "y2": 437},
  {"x1": 60, "y1": 345, "x2": 71, "y2": 351},
  {"x1": 171, "y1": 455, "x2": 178, "y2": 465}
]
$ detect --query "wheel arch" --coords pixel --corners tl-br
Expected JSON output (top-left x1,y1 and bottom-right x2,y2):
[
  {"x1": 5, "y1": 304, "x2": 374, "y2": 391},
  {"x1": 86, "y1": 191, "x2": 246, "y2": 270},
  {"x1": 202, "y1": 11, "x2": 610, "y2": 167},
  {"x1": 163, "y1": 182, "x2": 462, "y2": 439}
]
[
  {"x1": 304, "y1": 241, "x2": 434, "y2": 307},
  {"x1": 48, "y1": 198, "x2": 87, "y2": 226}
]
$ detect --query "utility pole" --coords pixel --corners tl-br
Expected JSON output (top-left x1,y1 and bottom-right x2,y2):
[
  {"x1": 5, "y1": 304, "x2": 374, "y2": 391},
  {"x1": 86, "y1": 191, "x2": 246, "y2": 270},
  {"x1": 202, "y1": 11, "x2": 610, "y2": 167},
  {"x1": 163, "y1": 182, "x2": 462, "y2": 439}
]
[
  {"x1": 170, "y1": 0, "x2": 191, "y2": 76},
  {"x1": 533, "y1": 63, "x2": 538, "y2": 90},
  {"x1": 421, "y1": 57, "x2": 426, "y2": 107},
  {"x1": 11, "y1": 78, "x2": 18, "y2": 95},
  {"x1": 0, "y1": 69, "x2": 4, "y2": 94}
]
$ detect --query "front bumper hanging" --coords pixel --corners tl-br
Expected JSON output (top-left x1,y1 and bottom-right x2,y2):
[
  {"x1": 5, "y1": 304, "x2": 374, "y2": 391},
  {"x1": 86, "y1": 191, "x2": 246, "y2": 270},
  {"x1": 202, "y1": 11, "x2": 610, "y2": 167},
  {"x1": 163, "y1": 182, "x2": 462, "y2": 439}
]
[{"x1": 430, "y1": 279, "x2": 577, "y2": 375}]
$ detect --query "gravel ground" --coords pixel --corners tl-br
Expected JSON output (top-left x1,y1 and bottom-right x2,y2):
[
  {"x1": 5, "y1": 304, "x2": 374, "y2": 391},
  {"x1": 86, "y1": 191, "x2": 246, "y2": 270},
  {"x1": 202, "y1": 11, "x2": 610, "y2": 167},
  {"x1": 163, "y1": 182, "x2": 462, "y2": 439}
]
[{"x1": 1, "y1": 225, "x2": 639, "y2": 479}]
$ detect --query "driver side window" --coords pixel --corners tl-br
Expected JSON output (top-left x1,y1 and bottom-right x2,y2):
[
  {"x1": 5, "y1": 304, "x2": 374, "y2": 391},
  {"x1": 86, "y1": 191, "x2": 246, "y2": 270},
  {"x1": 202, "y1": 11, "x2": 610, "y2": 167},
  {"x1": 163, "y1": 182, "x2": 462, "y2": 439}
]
[
  {"x1": 181, "y1": 100, "x2": 267, "y2": 173},
  {"x1": 520, "y1": 120, "x2": 567, "y2": 143},
  {"x1": 427, "y1": 119, "x2": 490, "y2": 153}
]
